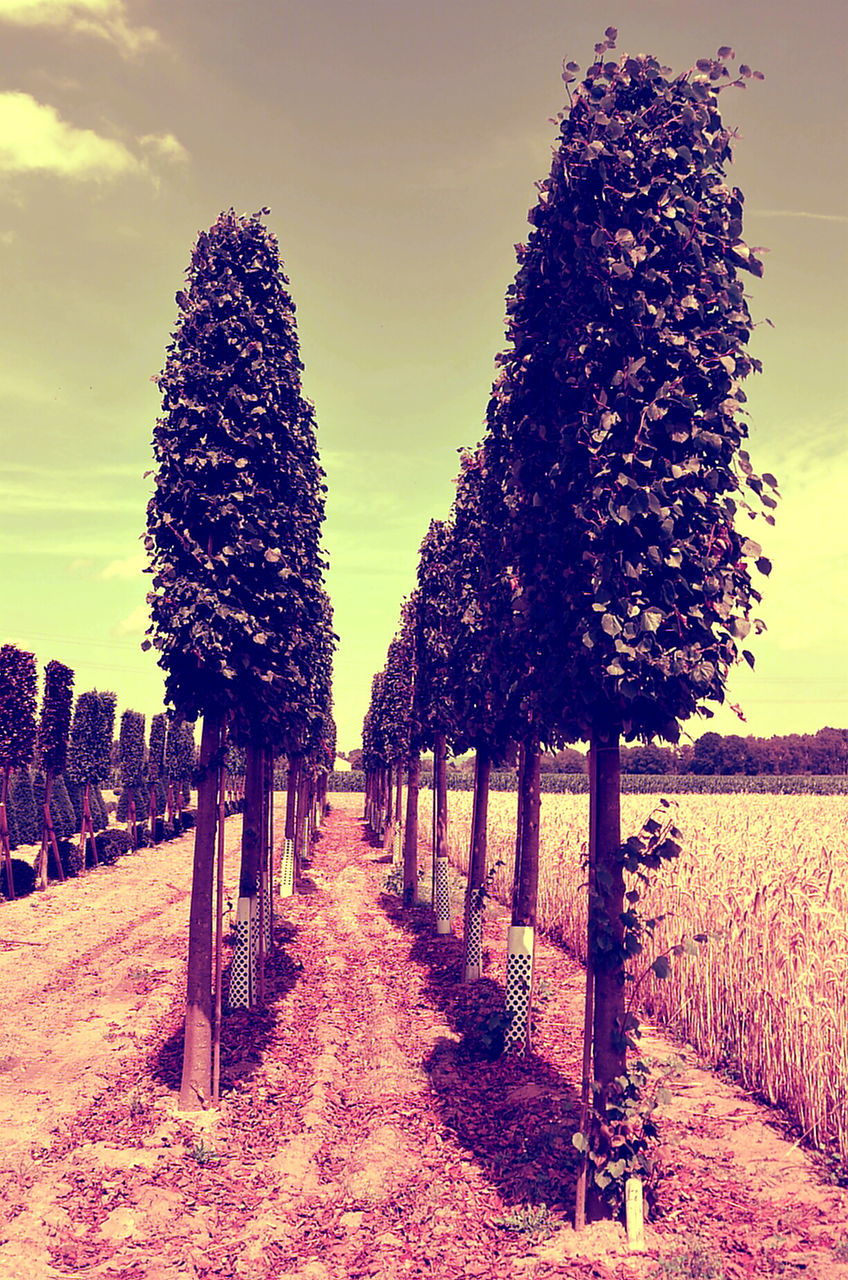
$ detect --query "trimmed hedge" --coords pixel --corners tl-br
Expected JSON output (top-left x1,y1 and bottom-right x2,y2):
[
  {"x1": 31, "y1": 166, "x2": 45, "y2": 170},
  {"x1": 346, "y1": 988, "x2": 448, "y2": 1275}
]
[
  {"x1": 0, "y1": 858, "x2": 36, "y2": 899},
  {"x1": 327, "y1": 770, "x2": 848, "y2": 796}
]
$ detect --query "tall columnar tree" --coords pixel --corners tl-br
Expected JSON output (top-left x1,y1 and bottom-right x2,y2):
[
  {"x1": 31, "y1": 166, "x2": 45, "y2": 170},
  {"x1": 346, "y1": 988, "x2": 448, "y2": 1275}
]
[
  {"x1": 487, "y1": 36, "x2": 773, "y2": 1221},
  {"x1": 145, "y1": 209, "x2": 327, "y2": 1105},
  {"x1": 415, "y1": 519, "x2": 464, "y2": 935},
  {"x1": 361, "y1": 670, "x2": 388, "y2": 836},
  {"x1": 118, "y1": 710, "x2": 146, "y2": 847},
  {"x1": 148, "y1": 712, "x2": 168, "y2": 838},
  {"x1": 0, "y1": 646, "x2": 38, "y2": 895},
  {"x1": 381, "y1": 625, "x2": 414, "y2": 863},
  {"x1": 36, "y1": 659, "x2": 74, "y2": 885},
  {"x1": 448, "y1": 450, "x2": 517, "y2": 982},
  {"x1": 165, "y1": 719, "x2": 195, "y2": 822},
  {"x1": 277, "y1": 585, "x2": 334, "y2": 917},
  {"x1": 396, "y1": 594, "x2": 424, "y2": 907},
  {"x1": 67, "y1": 690, "x2": 116, "y2": 867}
]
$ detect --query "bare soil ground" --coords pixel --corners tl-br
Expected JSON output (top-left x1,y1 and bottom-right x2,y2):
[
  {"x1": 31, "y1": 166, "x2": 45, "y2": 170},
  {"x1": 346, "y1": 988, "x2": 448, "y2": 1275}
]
[{"x1": 0, "y1": 794, "x2": 845, "y2": 1280}]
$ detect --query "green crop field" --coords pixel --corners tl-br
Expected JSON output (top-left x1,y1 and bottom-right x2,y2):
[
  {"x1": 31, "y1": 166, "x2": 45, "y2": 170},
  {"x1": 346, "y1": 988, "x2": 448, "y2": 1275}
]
[{"x1": 438, "y1": 790, "x2": 848, "y2": 1174}]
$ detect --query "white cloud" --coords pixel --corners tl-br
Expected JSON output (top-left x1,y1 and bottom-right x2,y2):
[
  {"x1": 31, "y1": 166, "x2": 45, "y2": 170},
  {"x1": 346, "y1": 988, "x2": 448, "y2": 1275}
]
[
  {"x1": 0, "y1": 91, "x2": 139, "y2": 180},
  {"x1": 0, "y1": 0, "x2": 158, "y2": 57},
  {"x1": 113, "y1": 603, "x2": 147, "y2": 637},
  {"x1": 0, "y1": 93, "x2": 189, "y2": 183},
  {"x1": 0, "y1": 475, "x2": 138, "y2": 512},
  {"x1": 139, "y1": 132, "x2": 188, "y2": 166},
  {"x1": 749, "y1": 209, "x2": 848, "y2": 224},
  {"x1": 100, "y1": 553, "x2": 145, "y2": 579}
]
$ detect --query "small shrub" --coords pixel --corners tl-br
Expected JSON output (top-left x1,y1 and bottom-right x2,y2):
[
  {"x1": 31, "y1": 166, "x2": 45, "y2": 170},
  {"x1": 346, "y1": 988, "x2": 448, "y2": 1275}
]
[
  {"x1": 52, "y1": 774, "x2": 78, "y2": 836},
  {"x1": 90, "y1": 785, "x2": 108, "y2": 830},
  {"x1": 383, "y1": 866, "x2": 403, "y2": 896},
  {"x1": 95, "y1": 829, "x2": 134, "y2": 865},
  {"x1": 10, "y1": 769, "x2": 39, "y2": 845},
  {"x1": 462, "y1": 1008, "x2": 514, "y2": 1061},
  {"x1": 0, "y1": 858, "x2": 37, "y2": 899},
  {"x1": 57, "y1": 838, "x2": 84, "y2": 878},
  {"x1": 658, "y1": 1238, "x2": 726, "y2": 1279},
  {"x1": 492, "y1": 1204, "x2": 552, "y2": 1240},
  {"x1": 179, "y1": 809, "x2": 196, "y2": 831}
]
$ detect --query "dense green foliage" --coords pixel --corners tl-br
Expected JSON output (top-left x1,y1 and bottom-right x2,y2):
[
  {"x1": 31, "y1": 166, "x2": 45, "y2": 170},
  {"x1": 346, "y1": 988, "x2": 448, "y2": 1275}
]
[
  {"x1": 37, "y1": 661, "x2": 74, "y2": 776},
  {"x1": 415, "y1": 520, "x2": 462, "y2": 751},
  {"x1": 0, "y1": 645, "x2": 38, "y2": 770},
  {"x1": 485, "y1": 39, "x2": 773, "y2": 745},
  {"x1": 67, "y1": 690, "x2": 116, "y2": 788},
  {"x1": 148, "y1": 713, "x2": 167, "y2": 782},
  {"x1": 381, "y1": 617, "x2": 415, "y2": 766},
  {"x1": 145, "y1": 208, "x2": 328, "y2": 748},
  {"x1": 119, "y1": 710, "x2": 146, "y2": 789},
  {"x1": 448, "y1": 451, "x2": 514, "y2": 760},
  {"x1": 165, "y1": 718, "x2": 195, "y2": 787},
  {"x1": 10, "y1": 768, "x2": 39, "y2": 843}
]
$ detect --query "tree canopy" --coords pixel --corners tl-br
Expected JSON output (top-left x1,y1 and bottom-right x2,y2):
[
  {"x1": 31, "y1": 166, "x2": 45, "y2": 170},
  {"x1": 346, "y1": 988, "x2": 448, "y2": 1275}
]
[
  {"x1": 486, "y1": 38, "x2": 775, "y2": 745},
  {"x1": 145, "y1": 208, "x2": 328, "y2": 747}
]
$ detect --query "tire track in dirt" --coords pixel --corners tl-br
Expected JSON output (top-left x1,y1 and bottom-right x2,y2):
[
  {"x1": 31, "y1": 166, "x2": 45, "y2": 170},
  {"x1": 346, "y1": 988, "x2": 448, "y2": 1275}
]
[{"x1": 0, "y1": 816, "x2": 245, "y2": 1156}]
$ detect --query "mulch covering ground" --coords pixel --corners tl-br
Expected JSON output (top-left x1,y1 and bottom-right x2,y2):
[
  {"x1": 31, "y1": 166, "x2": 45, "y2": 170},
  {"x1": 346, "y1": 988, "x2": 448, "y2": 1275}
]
[{"x1": 0, "y1": 799, "x2": 846, "y2": 1280}]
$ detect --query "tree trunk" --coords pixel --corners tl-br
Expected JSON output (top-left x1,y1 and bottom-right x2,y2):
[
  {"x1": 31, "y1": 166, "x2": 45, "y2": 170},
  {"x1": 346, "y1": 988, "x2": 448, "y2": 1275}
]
[
  {"x1": 586, "y1": 730, "x2": 624, "y2": 1222},
  {"x1": 81, "y1": 783, "x2": 99, "y2": 868},
  {"x1": 295, "y1": 768, "x2": 310, "y2": 876},
  {"x1": 575, "y1": 744, "x2": 597, "y2": 1231},
  {"x1": 179, "y1": 710, "x2": 222, "y2": 1110},
  {"x1": 505, "y1": 742, "x2": 541, "y2": 1052},
  {"x1": 433, "y1": 734, "x2": 451, "y2": 934},
  {"x1": 128, "y1": 788, "x2": 137, "y2": 849},
  {"x1": 0, "y1": 765, "x2": 14, "y2": 900},
  {"x1": 513, "y1": 743, "x2": 526, "y2": 900},
  {"x1": 37, "y1": 772, "x2": 64, "y2": 889},
  {"x1": 393, "y1": 762, "x2": 404, "y2": 863},
  {"x1": 212, "y1": 754, "x2": 227, "y2": 1104},
  {"x1": 149, "y1": 782, "x2": 158, "y2": 844},
  {"x1": 402, "y1": 754, "x2": 420, "y2": 907},
  {"x1": 463, "y1": 749, "x2": 491, "y2": 981},
  {"x1": 264, "y1": 749, "x2": 274, "y2": 948},
  {"x1": 382, "y1": 759, "x2": 396, "y2": 855}
]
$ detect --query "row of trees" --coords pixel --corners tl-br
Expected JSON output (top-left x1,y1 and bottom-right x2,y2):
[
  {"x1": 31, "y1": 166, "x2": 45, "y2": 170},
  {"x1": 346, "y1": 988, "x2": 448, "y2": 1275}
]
[
  {"x1": 688, "y1": 727, "x2": 848, "y2": 775},
  {"x1": 362, "y1": 38, "x2": 773, "y2": 1229},
  {"x1": 0, "y1": 644, "x2": 204, "y2": 896},
  {"x1": 145, "y1": 209, "x2": 336, "y2": 1109},
  {"x1": 410, "y1": 726, "x2": 848, "y2": 776}
]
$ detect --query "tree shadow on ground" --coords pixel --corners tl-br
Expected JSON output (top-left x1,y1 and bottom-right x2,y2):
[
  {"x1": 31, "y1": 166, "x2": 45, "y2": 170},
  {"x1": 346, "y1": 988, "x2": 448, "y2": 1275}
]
[
  {"x1": 380, "y1": 894, "x2": 582, "y2": 1214},
  {"x1": 149, "y1": 916, "x2": 303, "y2": 1097}
]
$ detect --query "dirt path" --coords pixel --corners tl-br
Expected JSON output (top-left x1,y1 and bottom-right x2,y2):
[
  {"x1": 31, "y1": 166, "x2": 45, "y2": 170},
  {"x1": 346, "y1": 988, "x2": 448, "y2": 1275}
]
[{"x1": 0, "y1": 798, "x2": 845, "y2": 1280}]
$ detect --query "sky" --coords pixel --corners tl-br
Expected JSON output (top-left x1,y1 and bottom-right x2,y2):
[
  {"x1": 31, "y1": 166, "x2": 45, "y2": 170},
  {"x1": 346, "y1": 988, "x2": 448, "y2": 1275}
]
[{"x1": 0, "y1": 0, "x2": 845, "y2": 753}]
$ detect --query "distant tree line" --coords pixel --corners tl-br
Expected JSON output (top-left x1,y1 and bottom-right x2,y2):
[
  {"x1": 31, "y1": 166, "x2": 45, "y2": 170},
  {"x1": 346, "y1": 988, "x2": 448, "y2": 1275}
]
[{"x1": 344, "y1": 727, "x2": 848, "y2": 777}]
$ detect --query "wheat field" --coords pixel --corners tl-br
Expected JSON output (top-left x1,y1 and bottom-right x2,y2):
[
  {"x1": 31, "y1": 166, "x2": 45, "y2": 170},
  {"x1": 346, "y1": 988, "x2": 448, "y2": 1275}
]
[{"x1": 437, "y1": 788, "x2": 848, "y2": 1172}]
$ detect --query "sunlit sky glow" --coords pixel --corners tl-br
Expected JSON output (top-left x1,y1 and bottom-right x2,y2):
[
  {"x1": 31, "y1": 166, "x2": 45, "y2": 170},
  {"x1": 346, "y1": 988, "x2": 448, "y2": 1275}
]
[{"x1": 1, "y1": 0, "x2": 846, "y2": 751}]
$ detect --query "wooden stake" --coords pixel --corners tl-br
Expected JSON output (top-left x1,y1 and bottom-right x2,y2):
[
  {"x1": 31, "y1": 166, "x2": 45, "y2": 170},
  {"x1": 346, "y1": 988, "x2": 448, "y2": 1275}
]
[
  {"x1": 37, "y1": 774, "x2": 64, "y2": 889},
  {"x1": 625, "y1": 1177, "x2": 646, "y2": 1251},
  {"x1": 0, "y1": 765, "x2": 15, "y2": 900}
]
